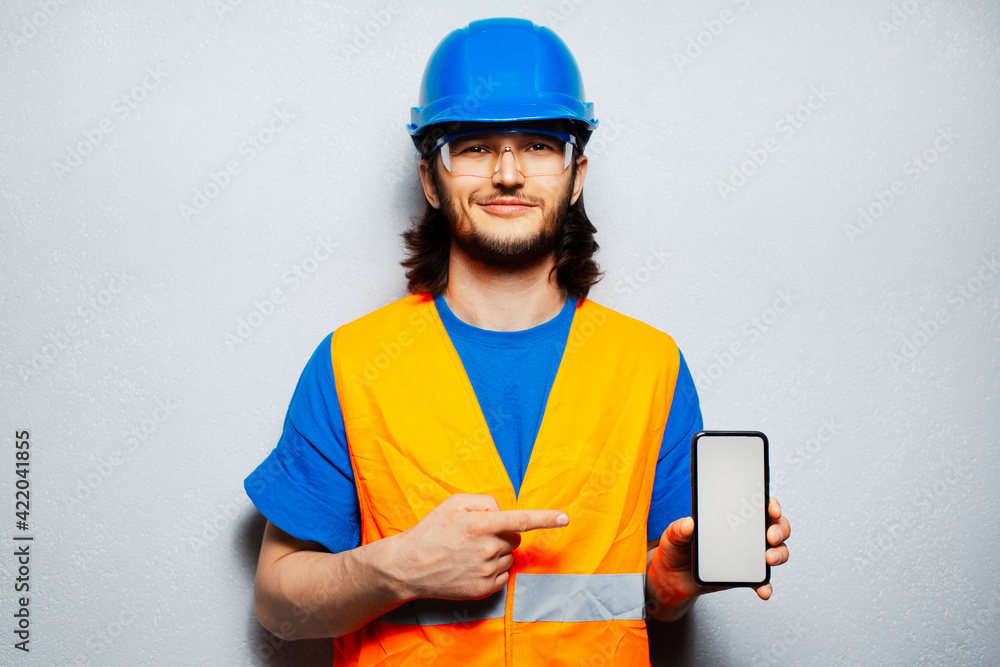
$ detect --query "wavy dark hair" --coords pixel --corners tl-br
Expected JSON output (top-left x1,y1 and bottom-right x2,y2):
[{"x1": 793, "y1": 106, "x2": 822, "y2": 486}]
[{"x1": 401, "y1": 123, "x2": 603, "y2": 300}]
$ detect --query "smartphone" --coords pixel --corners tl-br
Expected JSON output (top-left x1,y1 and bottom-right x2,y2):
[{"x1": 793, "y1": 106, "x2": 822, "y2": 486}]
[{"x1": 691, "y1": 430, "x2": 770, "y2": 587}]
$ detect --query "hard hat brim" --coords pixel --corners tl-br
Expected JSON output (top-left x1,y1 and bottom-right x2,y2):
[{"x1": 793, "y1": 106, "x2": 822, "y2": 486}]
[{"x1": 408, "y1": 98, "x2": 598, "y2": 136}]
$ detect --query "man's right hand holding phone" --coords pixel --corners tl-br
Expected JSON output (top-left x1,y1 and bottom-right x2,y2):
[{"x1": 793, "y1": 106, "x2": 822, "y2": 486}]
[{"x1": 645, "y1": 497, "x2": 791, "y2": 622}]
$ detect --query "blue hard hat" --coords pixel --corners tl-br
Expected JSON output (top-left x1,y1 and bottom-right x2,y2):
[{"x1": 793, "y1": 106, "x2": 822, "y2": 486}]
[{"x1": 408, "y1": 18, "x2": 598, "y2": 147}]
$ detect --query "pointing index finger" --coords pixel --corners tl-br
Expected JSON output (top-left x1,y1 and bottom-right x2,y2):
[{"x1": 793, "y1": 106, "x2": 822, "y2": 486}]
[{"x1": 486, "y1": 509, "x2": 570, "y2": 534}]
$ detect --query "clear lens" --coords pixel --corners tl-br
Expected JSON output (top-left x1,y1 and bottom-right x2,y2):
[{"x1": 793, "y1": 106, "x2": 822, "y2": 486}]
[{"x1": 437, "y1": 129, "x2": 575, "y2": 177}]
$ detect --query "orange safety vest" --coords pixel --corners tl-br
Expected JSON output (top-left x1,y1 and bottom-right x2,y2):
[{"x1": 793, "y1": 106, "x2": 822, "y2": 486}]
[{"x1": 330, "y1": 293, "x2": 680, "y2": 666}]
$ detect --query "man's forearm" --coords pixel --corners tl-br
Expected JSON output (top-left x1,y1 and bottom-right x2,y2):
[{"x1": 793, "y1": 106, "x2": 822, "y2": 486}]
[{"x1": 254, "y1": 532, "x2": 407, "y2": 641}]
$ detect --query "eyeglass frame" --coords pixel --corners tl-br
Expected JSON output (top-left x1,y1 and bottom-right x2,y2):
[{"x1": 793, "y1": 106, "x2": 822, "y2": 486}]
[{"x1": 428, "y1": 127, "x2": 579, "y2": 177}]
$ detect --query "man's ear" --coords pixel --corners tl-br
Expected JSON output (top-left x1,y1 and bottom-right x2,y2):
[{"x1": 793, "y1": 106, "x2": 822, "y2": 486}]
[
  {"x1": 419, "y1": 160, "x2": 441, "y2": 209},
  {"x1": 570, "y1": 154, "x2": 588, "y2": 206}
]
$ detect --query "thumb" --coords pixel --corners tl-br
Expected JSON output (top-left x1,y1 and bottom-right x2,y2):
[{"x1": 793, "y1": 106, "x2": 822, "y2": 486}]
[{"x1": 656, "y1": 517, "x2": 694, "y2": 569}]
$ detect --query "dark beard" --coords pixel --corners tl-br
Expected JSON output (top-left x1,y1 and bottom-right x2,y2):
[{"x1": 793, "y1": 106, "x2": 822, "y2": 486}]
[
  {"x1": 450, "y1": 210, "x2": 561, "y2": 269},
  {"x1": 434, "y1": 169, "x2": 574, "y2": 270}
]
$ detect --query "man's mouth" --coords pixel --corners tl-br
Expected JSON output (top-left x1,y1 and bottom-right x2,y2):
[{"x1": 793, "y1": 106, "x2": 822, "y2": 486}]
[{"x1": 477, "y1": 198, "x2": 537, "y2": 216}]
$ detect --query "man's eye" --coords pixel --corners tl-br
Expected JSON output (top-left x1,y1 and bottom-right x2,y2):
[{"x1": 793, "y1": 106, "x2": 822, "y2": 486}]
[
  {"x1": 527, "y1": 142, "x2": 556, "y2": 152},
  {"x1": 457, "y1": 145, "x2": 489, "y2": 154}
]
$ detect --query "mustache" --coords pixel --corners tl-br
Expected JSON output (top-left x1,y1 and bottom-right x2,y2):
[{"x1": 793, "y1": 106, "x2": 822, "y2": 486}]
[{"x1": 471, "y1": 192, "x2": 543, "y2": 207}]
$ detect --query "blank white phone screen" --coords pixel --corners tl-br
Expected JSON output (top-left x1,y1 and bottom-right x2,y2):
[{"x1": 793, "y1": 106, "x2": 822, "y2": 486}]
[{"x1": 696, "y1": 434, "x2": 766, "y2": 583}]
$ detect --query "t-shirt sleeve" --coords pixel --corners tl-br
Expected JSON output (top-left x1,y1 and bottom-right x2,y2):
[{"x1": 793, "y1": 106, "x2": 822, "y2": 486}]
[
  {"x1": 244, "y1": 333, "x2": 362, "y2": 553},
  {"x1": 647, "y1": 349, "x2": 703, "y2": 541}
]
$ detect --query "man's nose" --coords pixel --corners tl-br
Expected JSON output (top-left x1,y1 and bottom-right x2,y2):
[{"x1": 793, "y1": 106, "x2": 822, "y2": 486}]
[{"x1": 492, "y1": 147, "x2": 525, "y2": 188}]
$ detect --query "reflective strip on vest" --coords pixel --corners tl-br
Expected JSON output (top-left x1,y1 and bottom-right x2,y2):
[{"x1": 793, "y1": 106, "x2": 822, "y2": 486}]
[
  {"x1": 512, "y1": 573, "x2": 646, "y2": 623},
  {"x1": 382, "y1": 587, "x2": 507, "y2": 626},
  {"x1": 382, "y1": 574, "x2": 646, "y2": 626}
]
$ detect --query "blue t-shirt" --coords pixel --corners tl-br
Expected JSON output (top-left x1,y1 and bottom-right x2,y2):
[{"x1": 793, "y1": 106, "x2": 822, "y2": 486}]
[{"x1": 245, "y1": 295, "x2": 702, "y2": 553}]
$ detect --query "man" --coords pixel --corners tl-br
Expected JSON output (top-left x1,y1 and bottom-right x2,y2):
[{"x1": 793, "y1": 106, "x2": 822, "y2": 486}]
[{"x1": 246, "y1": 17, "x2": 790, "y2": 665}]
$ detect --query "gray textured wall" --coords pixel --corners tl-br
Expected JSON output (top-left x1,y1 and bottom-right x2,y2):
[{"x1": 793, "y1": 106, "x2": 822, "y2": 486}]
[{"x1": 1, "y1": 1, "x2": 998, "y2": 665}]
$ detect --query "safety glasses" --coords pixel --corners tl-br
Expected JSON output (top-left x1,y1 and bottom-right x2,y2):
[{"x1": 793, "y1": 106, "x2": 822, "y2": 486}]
[{"x1": 430, "y1": 128, "x2": 578, "y2": 177}]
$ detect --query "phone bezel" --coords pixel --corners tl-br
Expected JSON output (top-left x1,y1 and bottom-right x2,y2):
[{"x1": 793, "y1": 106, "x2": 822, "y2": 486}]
[{"x1": 690, "y1": 429, "x2": 771, "y2": 588}]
